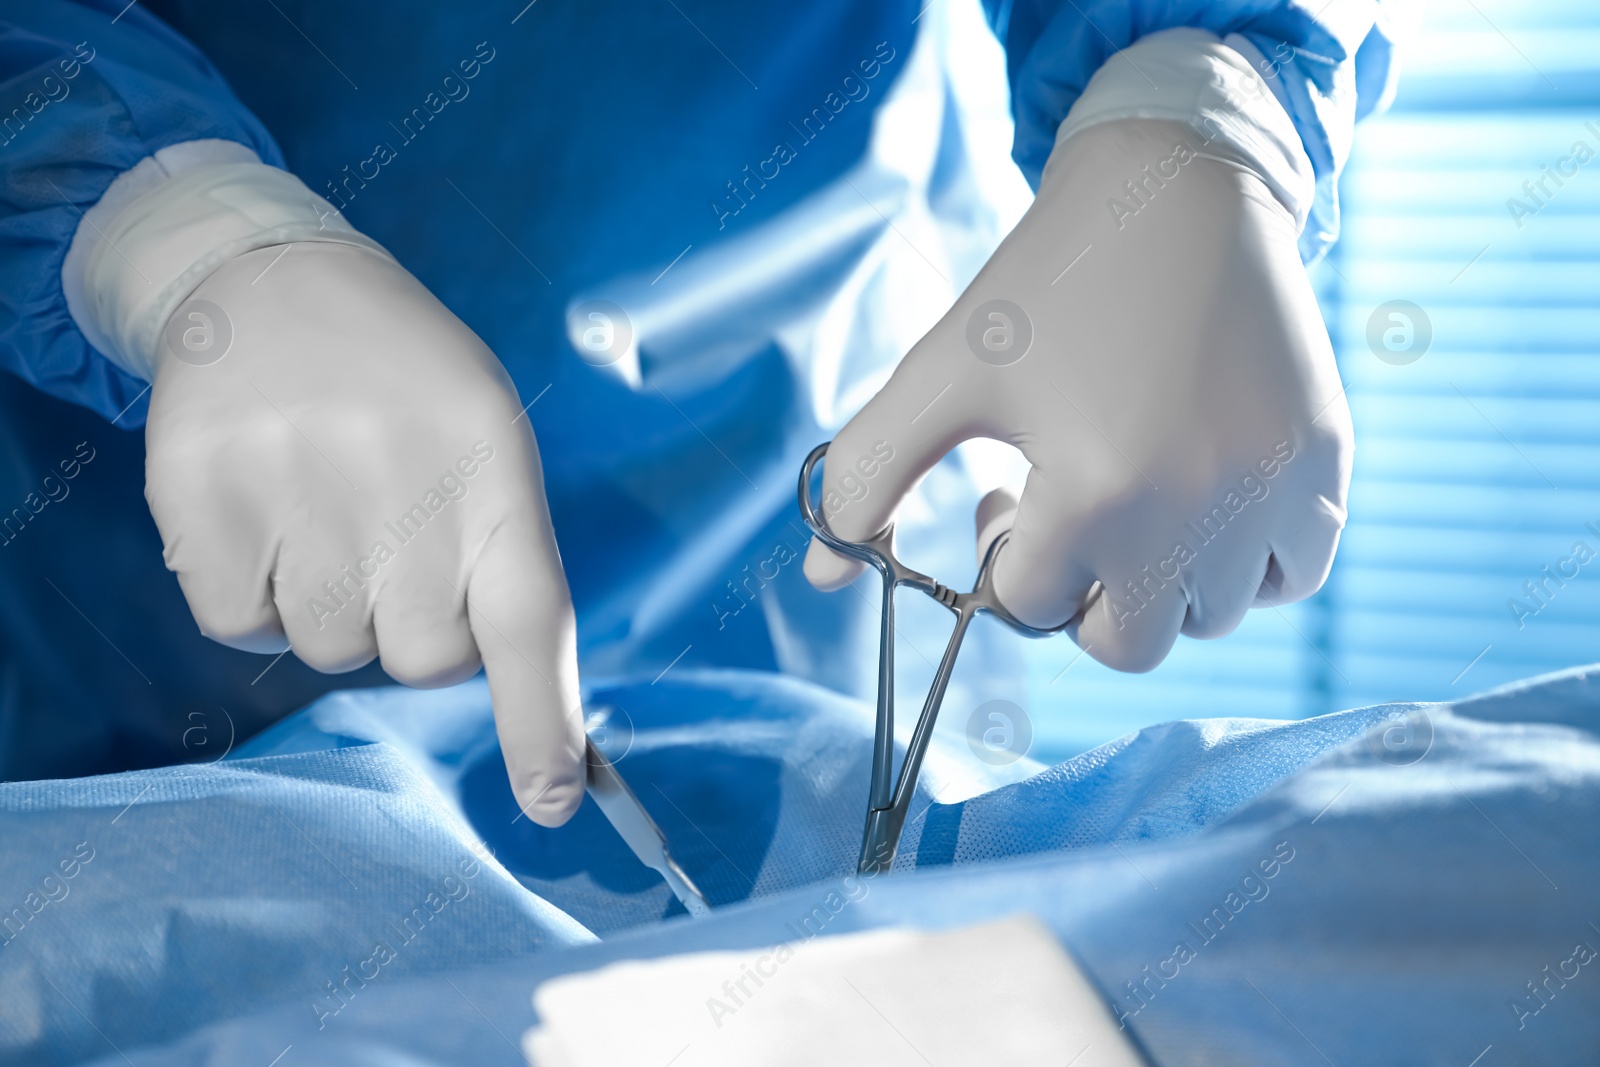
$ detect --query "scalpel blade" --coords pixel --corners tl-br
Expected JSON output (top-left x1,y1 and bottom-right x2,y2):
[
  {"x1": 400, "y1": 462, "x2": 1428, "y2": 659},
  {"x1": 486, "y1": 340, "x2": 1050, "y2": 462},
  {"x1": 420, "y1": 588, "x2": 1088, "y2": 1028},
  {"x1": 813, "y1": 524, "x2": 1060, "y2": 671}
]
[{"x1": 584, "y1": 738, "x2": 711, "y2": 918}]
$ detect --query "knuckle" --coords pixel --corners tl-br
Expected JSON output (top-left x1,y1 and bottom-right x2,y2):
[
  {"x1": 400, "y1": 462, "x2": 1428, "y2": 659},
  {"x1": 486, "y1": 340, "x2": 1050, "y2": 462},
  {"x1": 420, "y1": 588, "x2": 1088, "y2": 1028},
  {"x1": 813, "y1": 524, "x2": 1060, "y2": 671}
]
[
  {"x1": 181, "y1": 581, "x2": 283, "y2": 651},
  {"x1": 288, "y1": 626, "x2": 377, "y2": 674},
  {"x1": 993, "y1": 567, "x2": 1067, "y2": 630},
  {"x1": 1181, "y1": 603, "x2": 1245, "y2": 641},
  {"x1": 297, "y1": 645, "x2": 377, "y2": 675},
  {"x1": 1091, "y1": 636, "x2": 1170, "y2": 674},
  {"x1": 380, "y1": 640, "x2": 480, "y2": 689},
  {"x1": 196, "y1": 611, "x2": 285, "y2": 652},
  {"x1": 1084, "y1": 585, "x2": 1179, "y2": 672}
]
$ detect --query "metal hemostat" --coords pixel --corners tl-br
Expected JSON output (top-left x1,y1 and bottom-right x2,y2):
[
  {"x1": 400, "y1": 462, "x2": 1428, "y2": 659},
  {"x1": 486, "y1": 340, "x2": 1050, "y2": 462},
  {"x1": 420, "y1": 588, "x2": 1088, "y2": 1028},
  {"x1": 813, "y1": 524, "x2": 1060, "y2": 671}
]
[{"x1": 798, "y1": 441, "x2": 1070, "y2": 874}]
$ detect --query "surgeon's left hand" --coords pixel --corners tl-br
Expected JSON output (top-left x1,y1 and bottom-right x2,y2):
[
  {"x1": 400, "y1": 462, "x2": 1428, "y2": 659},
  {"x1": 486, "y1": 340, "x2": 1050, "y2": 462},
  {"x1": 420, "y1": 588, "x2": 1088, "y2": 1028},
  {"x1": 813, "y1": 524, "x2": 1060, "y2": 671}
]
[{"x1": 804, "y1": 117, "x2": 1353, "y2": 671}]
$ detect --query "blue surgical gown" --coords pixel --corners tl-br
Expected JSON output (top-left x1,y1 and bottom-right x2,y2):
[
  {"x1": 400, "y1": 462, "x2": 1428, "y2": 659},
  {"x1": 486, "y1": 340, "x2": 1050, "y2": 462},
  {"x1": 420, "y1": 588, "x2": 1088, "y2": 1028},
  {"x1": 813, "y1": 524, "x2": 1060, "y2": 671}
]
[{"x1": 0, "y1": 0, "x2": 1402, "y2": 779}]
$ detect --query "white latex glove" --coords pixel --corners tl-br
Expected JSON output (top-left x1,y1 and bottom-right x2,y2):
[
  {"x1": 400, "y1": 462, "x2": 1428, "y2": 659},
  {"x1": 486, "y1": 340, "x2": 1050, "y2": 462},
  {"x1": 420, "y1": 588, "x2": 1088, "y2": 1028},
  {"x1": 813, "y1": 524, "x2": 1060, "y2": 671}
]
[
  {"x1": 804, "y1": 108, "x2": 1352, "y2": 671},
  {"x1": 64, "y1": 148, "x2": 583, "y2": 825}
]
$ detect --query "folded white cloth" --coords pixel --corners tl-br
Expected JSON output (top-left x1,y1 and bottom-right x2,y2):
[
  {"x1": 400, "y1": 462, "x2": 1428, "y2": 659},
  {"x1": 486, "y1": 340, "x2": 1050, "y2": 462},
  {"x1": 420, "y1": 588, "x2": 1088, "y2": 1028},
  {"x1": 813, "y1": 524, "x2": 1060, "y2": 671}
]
[{"x1": 523, "y1": 914, "x2": 1143, "y2": 1067}]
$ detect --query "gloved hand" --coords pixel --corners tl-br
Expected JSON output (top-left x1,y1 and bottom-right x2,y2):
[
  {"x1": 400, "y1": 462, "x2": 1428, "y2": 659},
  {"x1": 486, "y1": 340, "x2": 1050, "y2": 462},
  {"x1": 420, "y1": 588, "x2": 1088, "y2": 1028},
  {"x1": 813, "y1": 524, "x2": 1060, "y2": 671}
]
[
  {"x1": 138, "y1": 240, "x2": 583, "y2": 822},
  {"x1": 141, "y1": 241, "x2": 584, "y2": 824},
  {"x1": 804, "y1": 115, "x2": 1352, "y2": 671},
  {"x1": 60, "y1": 144, "x2": 584, "y2": 824}
]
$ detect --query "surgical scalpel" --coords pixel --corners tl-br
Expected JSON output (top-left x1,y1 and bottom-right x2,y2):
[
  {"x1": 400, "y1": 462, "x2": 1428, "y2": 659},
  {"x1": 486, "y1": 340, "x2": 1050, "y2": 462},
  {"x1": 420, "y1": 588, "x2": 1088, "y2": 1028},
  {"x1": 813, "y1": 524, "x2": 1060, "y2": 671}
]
[
  {"x1": 585, "y1": 737, "x2": 711, "y2": 917},
  {"x1": 799, "y1": 441, "x2": 1070, "y2": 874}
]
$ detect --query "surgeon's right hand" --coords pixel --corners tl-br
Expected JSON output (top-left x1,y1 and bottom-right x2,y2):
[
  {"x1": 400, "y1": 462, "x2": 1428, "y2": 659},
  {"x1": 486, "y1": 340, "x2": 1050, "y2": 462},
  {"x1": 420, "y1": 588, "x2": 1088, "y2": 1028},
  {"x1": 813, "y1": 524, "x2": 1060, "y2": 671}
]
[
  {"x1": 803, "y1": 100, "x2": 1350, "y2": 675},
  {"x1": 142, "y1": 241, "x2": 585, "y2": 826}
]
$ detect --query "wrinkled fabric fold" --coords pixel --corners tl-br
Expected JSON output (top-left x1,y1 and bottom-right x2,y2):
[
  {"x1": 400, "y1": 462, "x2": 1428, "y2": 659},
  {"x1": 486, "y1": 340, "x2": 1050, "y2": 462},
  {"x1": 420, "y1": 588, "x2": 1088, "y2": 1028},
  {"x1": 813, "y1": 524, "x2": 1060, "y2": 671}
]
[{"x1": 0, "y1": 662, "x2": 1593, "y2": 1064}]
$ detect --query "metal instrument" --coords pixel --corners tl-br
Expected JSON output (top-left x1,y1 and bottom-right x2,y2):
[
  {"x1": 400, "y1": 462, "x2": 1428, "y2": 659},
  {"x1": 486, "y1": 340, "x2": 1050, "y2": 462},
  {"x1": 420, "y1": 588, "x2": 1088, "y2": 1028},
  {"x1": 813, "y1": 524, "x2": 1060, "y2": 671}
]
[
  {"x1": 798, "y1": 441, "x2": 1068, "y2": 873},
  {"x1": 585, "y1": 736, "x2": 710, "y2": 917}
]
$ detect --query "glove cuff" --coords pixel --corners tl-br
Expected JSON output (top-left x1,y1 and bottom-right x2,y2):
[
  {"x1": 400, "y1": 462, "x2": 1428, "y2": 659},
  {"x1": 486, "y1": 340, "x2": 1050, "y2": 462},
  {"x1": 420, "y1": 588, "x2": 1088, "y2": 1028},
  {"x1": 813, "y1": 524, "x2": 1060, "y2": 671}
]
[
  {"x1": 62, "y1": 139, "x2": 392, "y2": 381},
  {"x1": 1048, "y1": 27, "x2": 1316, "y2": 232}
]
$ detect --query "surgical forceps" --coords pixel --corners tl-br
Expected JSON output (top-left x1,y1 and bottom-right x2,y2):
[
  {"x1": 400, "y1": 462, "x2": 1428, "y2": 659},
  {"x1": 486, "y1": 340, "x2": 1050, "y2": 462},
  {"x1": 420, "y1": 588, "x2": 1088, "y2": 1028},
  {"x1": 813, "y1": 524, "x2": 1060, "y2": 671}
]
[{"x1": 799, "y1": 441, "x2": 1069, "y2": 874}]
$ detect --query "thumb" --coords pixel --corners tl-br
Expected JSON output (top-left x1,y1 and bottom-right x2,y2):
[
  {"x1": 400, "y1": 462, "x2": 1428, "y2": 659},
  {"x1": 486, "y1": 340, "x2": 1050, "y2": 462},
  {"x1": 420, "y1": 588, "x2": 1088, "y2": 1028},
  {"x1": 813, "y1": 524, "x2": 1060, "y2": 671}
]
[
  {"x1": 975, "y1": 486, "x2": 1021, "y2": 567},
  {"x1": 803, "y1": 347, "x2": 977, "y2": 591},
  {"x1": 467, "y1": 519, "x2": 586, "y2": 827}
]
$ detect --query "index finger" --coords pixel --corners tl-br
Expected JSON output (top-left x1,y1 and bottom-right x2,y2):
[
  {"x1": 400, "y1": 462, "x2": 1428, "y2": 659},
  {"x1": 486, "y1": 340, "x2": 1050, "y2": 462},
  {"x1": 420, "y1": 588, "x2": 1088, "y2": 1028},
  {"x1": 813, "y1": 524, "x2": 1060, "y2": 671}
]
[
  {"x1": 802, "y1": 347, "x2": 979, "y2": 591},
  {"x1": 466, "y1": 519, "x2": 585, "y2": 827}
]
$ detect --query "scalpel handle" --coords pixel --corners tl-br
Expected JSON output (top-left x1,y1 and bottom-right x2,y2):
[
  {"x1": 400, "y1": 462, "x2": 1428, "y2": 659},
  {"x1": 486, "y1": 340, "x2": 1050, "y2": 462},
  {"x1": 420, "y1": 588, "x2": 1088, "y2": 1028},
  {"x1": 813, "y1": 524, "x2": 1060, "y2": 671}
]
[{"x1": 585, "y1": 738, "x2": 712, "y2": 918}]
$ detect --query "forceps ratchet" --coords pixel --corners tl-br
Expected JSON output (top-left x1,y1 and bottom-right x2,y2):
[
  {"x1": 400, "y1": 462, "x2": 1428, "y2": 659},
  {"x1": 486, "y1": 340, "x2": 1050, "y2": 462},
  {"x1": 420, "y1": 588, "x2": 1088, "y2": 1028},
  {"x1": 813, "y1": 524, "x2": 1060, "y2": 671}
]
[{"x1": 798, "y1": 441, "x2": 1069, "y2": 874}]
